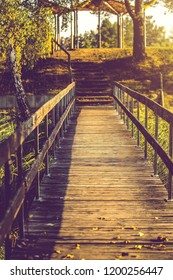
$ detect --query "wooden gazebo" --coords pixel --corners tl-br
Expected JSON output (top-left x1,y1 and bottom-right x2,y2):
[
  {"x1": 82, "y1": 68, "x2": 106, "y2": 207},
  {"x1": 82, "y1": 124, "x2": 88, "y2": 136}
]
[{"x1": 40, "y1": 0, "x2": 128, "y2": 48}]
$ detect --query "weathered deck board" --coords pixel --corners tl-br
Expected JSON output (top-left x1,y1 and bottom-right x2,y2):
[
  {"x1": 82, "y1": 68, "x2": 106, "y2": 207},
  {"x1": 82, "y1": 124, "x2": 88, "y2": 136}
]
[{"x1": 11, "y1": 105, "x2": 173, "y2": 260}]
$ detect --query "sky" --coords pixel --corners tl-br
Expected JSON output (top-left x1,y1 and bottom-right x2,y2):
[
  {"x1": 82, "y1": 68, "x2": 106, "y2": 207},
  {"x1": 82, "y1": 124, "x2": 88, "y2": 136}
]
[{"x1": 61, "y1": 3, "x2": 173, "y2": 37}]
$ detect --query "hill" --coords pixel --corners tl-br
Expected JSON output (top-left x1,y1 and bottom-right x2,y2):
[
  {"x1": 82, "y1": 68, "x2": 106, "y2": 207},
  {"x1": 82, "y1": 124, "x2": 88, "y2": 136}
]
[{"x1": 0, "y1": 47, "x2": 173, "y2": 110}]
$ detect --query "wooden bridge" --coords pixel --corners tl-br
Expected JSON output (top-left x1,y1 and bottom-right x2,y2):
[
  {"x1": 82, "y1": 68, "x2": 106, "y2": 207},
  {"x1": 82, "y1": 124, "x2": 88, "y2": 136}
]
[{"x1": 0, "y1": 81, "x2": 173, "y2": 260}]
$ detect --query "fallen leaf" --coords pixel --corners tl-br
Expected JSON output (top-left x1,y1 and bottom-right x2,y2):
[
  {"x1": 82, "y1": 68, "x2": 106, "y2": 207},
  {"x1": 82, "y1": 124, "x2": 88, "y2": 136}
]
[
  {"x1": 46, "y1": 223, "x2": 54, "y2": 227},
  {"x1": 29, "y1": 214, "x2": 33, "y2": 218},
  {"x1": 135, "y1": 245, "x2": 143, "y2": 249},
  {"x1": 55, "y1": 250, "x2": 61, "y2": 254},
  {"x1": 91, "y1": 227, "x2": 99, "y2": 231},
  {"x1": 132, "y1": 226, "x2": 138, "y2": 230},
  {"x1": 115, "y1": 255, "x2": 122, "y2": 260},
  {"x1": 110, "y1": 241, "x2": 116, "y2": 244},
  {"x1": 76, "y1": 244, "x2": 80, "y2": 250},
  {"x1": 124, "y1": 240, "x2": 130, "y2": 244},
  {"x1": 155, "y1": 217, "x2": 159, "y2": 220},
  {"x1": 138, "y1": 232, "x2": 144, "y2": 237},
  {"x1": 67, "y1": 254, "x2": 74, "y2": 259}
]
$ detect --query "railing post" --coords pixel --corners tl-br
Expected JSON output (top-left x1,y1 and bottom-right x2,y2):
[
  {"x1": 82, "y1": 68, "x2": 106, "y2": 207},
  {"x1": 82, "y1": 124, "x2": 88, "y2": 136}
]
[
  {"x1": 137, "y1": 101, "x2": 140, "y2": 146},
  {"x1": 60, "y1": 99, "x2": 64, "y2": 138},
  {"x1": 45, "y1": 114, "x2": 50, "y2": 176},
  {"x1": 168, "y1": 124, "x2": 173, "y2": 200},
  {"x1": 154, "y1": 114, "x2": 159, "y2": 175},
  {"x1": 52, "y1": 108, "x2": 56, "y2": 159},
  {"x1": 17, "y1": 145, "x2": 25, "y2": 238},
  {"x1": 126, "y1": 93, "x2": 129, "y2": 129},
  {"x1": 122, "y1": 91, "x2": 125, "y2": 123},
  {"x1": 56, "y1": 102, "x2": 61, "y2": 147},
  {"x1": 131, "y1": 97, "x2": 134, "y2": 138},
  {"x1": 144, "y1": 105, "x2": 148, "y2": 159},
  {"x1": 4, "y1": 159, "x2": 12, "y2": 259},
  {"x1": 35, "y1": 126, "x2": 40, "y2": 199}
]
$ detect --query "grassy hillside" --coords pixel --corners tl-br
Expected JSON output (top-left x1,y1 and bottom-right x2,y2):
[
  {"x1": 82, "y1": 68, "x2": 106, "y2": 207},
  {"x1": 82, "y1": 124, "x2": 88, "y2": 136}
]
[{"x1": 0, "y1": 47, "x2": 173, "y2": 110}]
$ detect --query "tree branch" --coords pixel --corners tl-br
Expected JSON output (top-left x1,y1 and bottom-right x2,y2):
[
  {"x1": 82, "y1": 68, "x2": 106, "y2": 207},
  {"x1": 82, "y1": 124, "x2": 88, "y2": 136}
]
[{"x1": 124, "y1": 0, "x2": 136, "y2": 20}]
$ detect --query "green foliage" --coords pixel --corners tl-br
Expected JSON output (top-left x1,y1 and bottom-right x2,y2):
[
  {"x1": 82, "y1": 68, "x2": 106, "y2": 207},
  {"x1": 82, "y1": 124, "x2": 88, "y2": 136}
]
[
  {"x1": 101, "y1": 18, "x2": 117, "y2": 48},
  {"x1": 0, "y1": 0, "x2": 54, "y2": 69},
  {"x1": 131, "y1": 105, "x2": 170, "y2": 186},
  {"x1": 78, "y1": 31, "x2": 98, "y2": 48},
  {"x1": 123, "y1": 15, "x2": 170, "y2": 47}
]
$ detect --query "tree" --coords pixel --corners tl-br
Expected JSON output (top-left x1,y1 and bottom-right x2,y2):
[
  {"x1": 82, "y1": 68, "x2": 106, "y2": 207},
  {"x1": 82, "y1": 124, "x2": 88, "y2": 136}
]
[
  {"x1": 101, "y1": 19, "x2": 117, "y2": 48},
  {"x1": 123, "y1": 14, "x2": 169, "y2": 47},
  {"x1": 123, "y1": 16, "x2": 133, "y2": 47},
  {"x1": 162, "y1": 0, "x2": 173, "y2": 10},
  {"x1": 124, "y1": 0, "x2": 158, "y2": 60},
  {"x1": 0, "y1": 0, "x2": 53, "y2": 120},
  {"x1": 146, "y1": 16, "x2": 168, "y2": 46}
]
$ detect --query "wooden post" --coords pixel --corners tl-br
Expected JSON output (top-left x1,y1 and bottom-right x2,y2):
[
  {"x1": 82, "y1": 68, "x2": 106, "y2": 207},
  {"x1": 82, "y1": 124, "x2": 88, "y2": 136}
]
[
  {"x1": 17, "y1": 145, "x2": 25, "y2": 238},
  {"x1": 160, "y1": 72, "x2": 165, "y2": 107},
  {"x1": 117, "y1": 14, "x2": 123, "y2": 48},
  {"x1": 71, "y1": 11, "x2": 74, "y2": 49},
  {"x1": 144, "y1": 105, "x2": 148, "y2": 159},
  {"x1": 154, "y1": 114, "x2": 159, "y2": 175},
  {"x1": 131, "y1": 97, "x2": 134, "y2": 138},
  {"x1": 137, "y1": 101, "x2": 140, "y2": 146},
  {"x1": 35, "y1": 126, "x2": 40, "y2": 199},
  {"x1": 168, "y1": 124, "x2": 173, "y2": 200},
  {"x1": 45, "y1": 114, "x2": 50, "y2": 176},
  {"x1": 98, "y1": 9, "x2": 101, "y2": 48},
  {"x1": 126, "y1": 94, "x2": 129, "y2": 129},
  {"x1": 74, "y1": 10, "x2": 76, "y2": 48},
  {"x1": 4, "y1": 160, "x2": 12, "y2": 259}
]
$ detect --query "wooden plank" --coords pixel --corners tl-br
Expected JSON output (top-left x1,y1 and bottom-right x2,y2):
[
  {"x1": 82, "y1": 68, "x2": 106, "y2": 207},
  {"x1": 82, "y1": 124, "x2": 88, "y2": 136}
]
[{"x1": 10, "y1": 105, "x2": 173, "y2": 260}]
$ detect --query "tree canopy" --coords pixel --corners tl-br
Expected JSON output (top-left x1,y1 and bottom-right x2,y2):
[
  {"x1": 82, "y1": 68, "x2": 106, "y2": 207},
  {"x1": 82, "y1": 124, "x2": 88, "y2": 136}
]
[{"x1": 0, "y1": 0, "x2": 53, "y2": 69}]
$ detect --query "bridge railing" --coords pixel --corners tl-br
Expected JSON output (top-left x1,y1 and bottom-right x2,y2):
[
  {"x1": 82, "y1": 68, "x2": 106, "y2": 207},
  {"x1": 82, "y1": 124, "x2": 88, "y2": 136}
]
[
  {"x1": 0, "y1": 82, "x2": 75, "y2": 258},
  {"x1": 113, "y1": 82, "x2": 173, "y2": 201},
  {"x1": 51, "y1": 38, "x2": 73, "y2": 83}
]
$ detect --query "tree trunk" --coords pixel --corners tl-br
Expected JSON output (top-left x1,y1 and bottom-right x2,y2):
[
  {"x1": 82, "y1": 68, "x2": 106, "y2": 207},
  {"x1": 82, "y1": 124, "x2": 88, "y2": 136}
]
[
  {"x1": 9, "y1": 45, "x2": 31, "y2": 121},
  {"x1": 133, "y1": 15, "x2": 146, "y2": 60},
  {"x1": 125, "y1": 0, "x2": 146, "y2": 61}
]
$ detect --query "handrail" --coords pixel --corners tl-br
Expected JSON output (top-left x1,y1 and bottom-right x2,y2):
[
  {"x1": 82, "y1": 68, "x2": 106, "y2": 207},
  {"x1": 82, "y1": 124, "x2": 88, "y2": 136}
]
[
  {"x1": 113, "y1": 82, "x2": 173, "y2": 201},
  {"x1": 0, "y1": 82, "x2": 76, "y2": 258},
  {"x1": 51, "y1": 38, "x2": 73, "y2": 82}
]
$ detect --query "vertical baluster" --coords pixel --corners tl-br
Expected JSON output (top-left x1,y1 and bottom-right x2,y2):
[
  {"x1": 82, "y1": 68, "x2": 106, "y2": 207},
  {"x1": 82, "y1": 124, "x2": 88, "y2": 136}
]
[
  {"x1": 131, "y1": 97, "x2": 134, "y2": 138},
  {"x1": 52, "y1": 108, "x2": 56, "y2": 159},
  {"x1": 35, "y1": 126, "x2": 40, "y2": 199},
  {"x1": 154, "y1": 114, "x2": 159, "y2": 175},
  {"x1": 168, "y1": 124, "x2": 173, "y2": 200},
  {"x1": 126, "y1": 94, "x2": 129, "y2": 129},
  {"x1": 122, "y1": 91, "x2": 125, "y2": 122},
  {"x1": 4, "y1": 159, "x2": 12, "y2": 259},
  {"x1": 117, "y1": 88, "x2": 119, "y2": 115},
  {"x1": 45, "y1": 114, "x2": 50, "y2": 176},
  {"x1": 17, "y1": 145, "x2": 25, "y2": 238},
  {"x1": 144, "y1": 105, "x2": 148, "y2": 159},
  {"x1": 137, "y1": 101, "x2": 140, "y2": 146}
]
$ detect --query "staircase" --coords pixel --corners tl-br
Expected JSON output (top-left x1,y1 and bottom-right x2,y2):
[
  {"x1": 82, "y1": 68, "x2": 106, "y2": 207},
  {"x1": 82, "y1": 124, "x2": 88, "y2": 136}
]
[{"x1": 72, "y1": 62, "x2": 114, "y2": 105}]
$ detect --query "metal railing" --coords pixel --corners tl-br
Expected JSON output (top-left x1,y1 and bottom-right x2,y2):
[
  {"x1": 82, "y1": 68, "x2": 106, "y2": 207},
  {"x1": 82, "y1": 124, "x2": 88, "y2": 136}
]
[
  {"x1": 0, "y1": 82, "x2": 75, "y2": 258},
  {"x1": 113, "y1": 82, "x2": 173, "y2": 201}
]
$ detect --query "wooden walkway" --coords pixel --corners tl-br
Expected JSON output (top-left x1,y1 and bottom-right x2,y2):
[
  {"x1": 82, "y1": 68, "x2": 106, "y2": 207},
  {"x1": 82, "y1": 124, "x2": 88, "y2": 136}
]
[{"x1": 11, "y1": 105, "x2": 173, "y2": 260}]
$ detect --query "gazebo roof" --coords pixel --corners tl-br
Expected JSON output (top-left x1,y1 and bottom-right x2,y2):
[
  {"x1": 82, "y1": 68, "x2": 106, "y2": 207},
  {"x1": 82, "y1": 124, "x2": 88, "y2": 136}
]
[
  {"x1": 74, "y1": 0, "x2": 127, "y2": 15},
  {"x1": 39, "y1": 0, "x2": 128, "y2": 15}
]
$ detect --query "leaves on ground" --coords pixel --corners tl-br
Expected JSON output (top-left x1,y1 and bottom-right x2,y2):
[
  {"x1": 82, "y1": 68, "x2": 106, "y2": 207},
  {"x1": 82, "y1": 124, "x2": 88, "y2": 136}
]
[
  {"x1": 135, "y1": 245, "x2": 143, "y2": 249},
  {"x1": 76, "y1": 244, "x2": 80, "y2": 250}
]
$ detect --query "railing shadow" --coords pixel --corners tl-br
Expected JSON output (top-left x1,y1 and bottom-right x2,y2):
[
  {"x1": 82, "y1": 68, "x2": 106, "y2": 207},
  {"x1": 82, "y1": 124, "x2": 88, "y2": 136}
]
[{"x1": 10, "y1": 107, "x2": 81, "y2": 259}]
